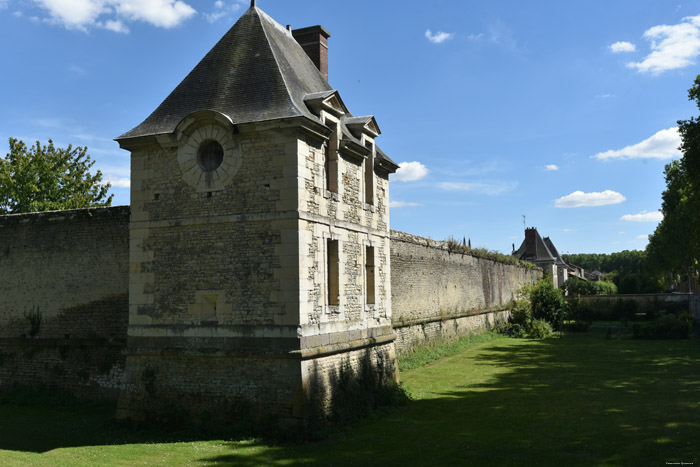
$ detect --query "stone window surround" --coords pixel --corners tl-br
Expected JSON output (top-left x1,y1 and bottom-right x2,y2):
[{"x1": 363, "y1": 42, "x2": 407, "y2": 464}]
[{"x1": 175, "y1": 110, "x2": 242, "y2": 193}]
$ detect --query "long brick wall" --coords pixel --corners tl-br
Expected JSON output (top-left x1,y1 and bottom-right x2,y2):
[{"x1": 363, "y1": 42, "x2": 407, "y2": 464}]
[
  {"x1": 0, "y1": 208, "x2": 539, "y2": 398},
  {"x1": 0, "y1": 206, "x2": 129, "y2": 398},
  {"x1": 389, "y1": 231, "x2": 540, "y2": 354}
]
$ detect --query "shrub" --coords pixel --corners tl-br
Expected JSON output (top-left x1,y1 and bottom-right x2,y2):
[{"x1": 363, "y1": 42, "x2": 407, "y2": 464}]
[
  {"x1": 510, "y1": 299, "x2": 532, "y2": 326},
  {"x1": 633, "y1": 315, "x2": 689, "y2": 339},
  {"x1": 564, "y1": 277, "x2": 617, "y2": 296},
  {"x1": 498, "y1": 323, "x2": 528, "y2": 338},
  {"x1": 530, "y1": 278, "x2": 564, "y2": 326},
  {"x1": 527, "y1": 319, "x2": 554, "y2": 339}
]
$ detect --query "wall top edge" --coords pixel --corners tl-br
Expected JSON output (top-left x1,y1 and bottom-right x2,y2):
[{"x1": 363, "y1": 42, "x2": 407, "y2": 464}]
[{"x1": 0, "y1": 205, "x2": 130, "y2": 226}]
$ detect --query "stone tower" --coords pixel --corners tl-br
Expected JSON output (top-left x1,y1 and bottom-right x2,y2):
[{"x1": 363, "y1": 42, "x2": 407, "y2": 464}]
[{"x1": 115, "y1": 3, "x2": 399, "y2": 428}]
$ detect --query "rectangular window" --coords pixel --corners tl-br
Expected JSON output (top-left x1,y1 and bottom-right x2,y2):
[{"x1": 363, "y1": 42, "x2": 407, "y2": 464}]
[
  {"x1": 327, "y1": 239, "x2": 339, "y2": 305},
  {"x1": 365, "y1": 245, "x2": 375, "y2": 305},
  {"x1": 324, "y1": 120, "x2": 339, "y2": 193},
  {"x1": 364, "y1": 140, "x2": 374, "y2": 205}
]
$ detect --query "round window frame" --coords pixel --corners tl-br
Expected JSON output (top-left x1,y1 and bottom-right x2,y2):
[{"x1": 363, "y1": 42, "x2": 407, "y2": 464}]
[{"x1": 176, "y1": 119, "x2": 242, "y2": 192}]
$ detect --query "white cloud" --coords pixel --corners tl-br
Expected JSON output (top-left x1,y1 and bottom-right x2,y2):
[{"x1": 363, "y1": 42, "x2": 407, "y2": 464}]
[
  {"x1": 620, "y1": 210, "x2": 664, "y2": 222},
  {"x1": 104, "y1": 176, "x2": 130, "y2": 188},
  {"x1": 393, "y1": 161, "x2": 429, "y2": 182},
  {"x1": 609, "y1": 41, "x2": 636, "y2": 53},
  {"x1": 389, "y1": 201, "x2": 423, "y2": 208},
  {"x1": 555, "y1": 190, "x2": 626, "y2": 208},
  {"x1": 103, "y1": 18, "x2": 127, "y2": 32},
  {"x1": 628, "y1": 15, "x2": 700, "y2": 74},
  {"x1": 438, "y1": 181, "x2": 517, "y2": 196},
  {"x1": 204, "y1": 0, "x2": 243, "y2": 23},
  {"x1": 30, "y1": 0, "x2": 196, "y2": 32},
  {"x1": 0, "y1": 0, "x2": 9, "y2": 10},
  {"x1": 592, "y1": 127, "x2": 681, "y2": 161},
  {"x1": 545, "y1": 164, "x2": 559, "y2": 171},
  {"x1": 425, "y1": 29, "x2": 453, "y2": 44},
  {"x1": 113, "y1": 0, "x2": 196, "y2": 28}
]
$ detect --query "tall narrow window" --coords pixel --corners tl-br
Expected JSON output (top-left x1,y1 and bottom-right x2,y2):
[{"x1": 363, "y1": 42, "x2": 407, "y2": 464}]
[
  {"x1": 324, "y1": 119, "x2": 339, "y2": 193},
  {"x1": 365, "y1": 245, "x2": 375, "y2": 305},
  {"x1": 327, "y1": 239, "x2": 339, "y2": 305},
  {"x1": 364, "y1": 140, "x2": 374, "y2": 205}
]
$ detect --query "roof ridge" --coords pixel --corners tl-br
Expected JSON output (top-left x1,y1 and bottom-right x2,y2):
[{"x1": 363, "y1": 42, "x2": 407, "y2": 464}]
[{"x1": 255, "y1": 8, "x2": 303, "y2": 118}]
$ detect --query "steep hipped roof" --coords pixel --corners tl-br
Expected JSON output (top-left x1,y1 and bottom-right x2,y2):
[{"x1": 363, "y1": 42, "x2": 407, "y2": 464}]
[
  {"x1": 514, "y1": 228, "x2": 556, "y2": 262},
  {"x1": 117, "y1": 6, "x2": 328, "y2": 140}
]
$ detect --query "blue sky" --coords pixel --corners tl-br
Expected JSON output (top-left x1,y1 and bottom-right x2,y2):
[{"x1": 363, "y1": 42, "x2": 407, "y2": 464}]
[{"x1": 1, "y1": 0, "x2": 699, "y2": 254}]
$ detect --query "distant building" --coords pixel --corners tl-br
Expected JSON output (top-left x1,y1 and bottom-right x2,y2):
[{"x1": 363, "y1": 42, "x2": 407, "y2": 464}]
[{"x1": 513, "y1": 227, "x2": 578, "y2": 288}]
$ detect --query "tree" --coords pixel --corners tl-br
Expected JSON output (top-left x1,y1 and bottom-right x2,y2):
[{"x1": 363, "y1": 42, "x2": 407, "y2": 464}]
[
  {"x1": 0, "y1": 138, "x2": 112, "y2": 214},
  {"x1": 646, "y1": 75, "x2": 700, "y2": 292}
]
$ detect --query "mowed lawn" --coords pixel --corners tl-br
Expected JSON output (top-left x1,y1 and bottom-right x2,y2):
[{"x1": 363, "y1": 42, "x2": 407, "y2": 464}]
[{"x1": 1, "y1": 332, "x2": 699, "y2": 466}]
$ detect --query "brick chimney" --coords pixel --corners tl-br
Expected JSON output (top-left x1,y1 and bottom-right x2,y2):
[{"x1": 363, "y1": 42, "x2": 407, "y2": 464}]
[
  {"x1": 292, "y1": 25, "x2": 331, "y2": 81},
  {"x1": 525, "y1": 228, "x2": 538, "y2": 258}
]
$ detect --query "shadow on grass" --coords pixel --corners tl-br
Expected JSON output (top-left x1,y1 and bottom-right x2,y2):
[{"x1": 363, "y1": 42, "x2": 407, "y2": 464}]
[
  {"x1": 200, "y1": 334, "x2": 700, "y2": 466},
  {"x1": 1, "y1": 334, "x2": 699, "y2": 466}
]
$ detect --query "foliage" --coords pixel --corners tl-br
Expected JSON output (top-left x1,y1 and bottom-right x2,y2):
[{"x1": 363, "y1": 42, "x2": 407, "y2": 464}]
[
  {"x1": 632, "y1": 315, "x2": 691, "y2": 339},
  {"x1": 0, "y1": 138, "x2": 112, "y2": 214},
  {"x1": 527, "y1": 319, "x2": 554, "y2": 339},
  {"x1": 23, "y1": 306, "x2": 42, "y2": 338},
  {"x1": 563, "y1": 250, "x2": 663, "y2": 294},
  {"x1": 563, "y1": 276, "x2": 618, "y2": 296},
  {"x1": 444, "y1": 236, "x2": 535, "y2": 269},
  {"x1": 529, "y1": 277, "x2": 564, "y2": 326},
  {"x1": 645, "y1": 75, "x2": 700, "y2": 292},
  {"x1": 509, "y1": 299, "x2": 532, "y2": 326}
]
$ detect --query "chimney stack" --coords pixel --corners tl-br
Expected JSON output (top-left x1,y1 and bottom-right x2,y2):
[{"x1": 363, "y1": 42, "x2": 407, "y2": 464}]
[
  {"x1": 292, "y1": 25, "x2": 331, "y2": 81},
  {"x1": 525, "y1": 228, "x2": 537, "y2": 258}
]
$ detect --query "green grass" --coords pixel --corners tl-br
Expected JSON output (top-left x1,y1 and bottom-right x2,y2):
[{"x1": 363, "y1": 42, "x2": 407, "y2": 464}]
[{"x1": 1, "y1": 332, "x2": 699, "y2": 466}]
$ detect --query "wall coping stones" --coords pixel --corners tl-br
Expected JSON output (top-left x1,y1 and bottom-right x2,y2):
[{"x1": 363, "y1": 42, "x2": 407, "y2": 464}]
[{"x1": 0, "y1": 205, "x2": 130, "y2": 226}]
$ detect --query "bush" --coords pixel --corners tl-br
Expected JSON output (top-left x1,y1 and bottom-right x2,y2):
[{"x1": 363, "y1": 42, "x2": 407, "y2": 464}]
[
  {"x1": 633, "y1": 315, "x2": 690, "y2": 339},
  {"x1": 510, "y1": 299, "x2": 532, "y2": 326},
  {"x1": 564, "y1": 277, "x2": 617, "y2": 296},
  {"x1": 527, "y1": 319, "x2": 554, "y2": 339},
  {"x1": 530, "y1": 278, "x2": 564, "y2": 326}
]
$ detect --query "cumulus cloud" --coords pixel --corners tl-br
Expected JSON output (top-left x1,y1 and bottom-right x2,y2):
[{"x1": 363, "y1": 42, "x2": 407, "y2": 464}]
[
  {"x1": 628, "y1": 15, "x2": 700, "y2": 74},
  {"x1": 389, "y1": 201, "x2": 423, "y2": 208},
  {"x1": 620, "y1": 210, "x2": 664, "y2": 222},
  {"x1": 393, "y1": 161, "x2": 429, "y2": 182},
  {"x1": 104, "y1": 176, "x2": 130, "y2": 188},
  {"x1": 592, "y1": 127, "x2": 681, "y2": 161},
  {"x1": 438, "y1": 181, "x2": 517, "y2": 196},
  {"x1": 30, "y1": 0, "x2": 196, "y2": 32},
  {"x1": 425, "y1": 29, "x2": 454, "y2": 44},
  {"x1": 545, "y1": 164, "x2": 559, "y2": 171},
  {"x1": 204, "y1": 0, "x2": 244, "y2": 23},
  {"x1": 609, "y1": 41, "x2": 636, "y2": 53},
  {"x1": 636, "y1": 234, "x2": 649, "y2": 240},
  {"x1": 555, "y1": 190, "x2": 626, "y2": 208}
]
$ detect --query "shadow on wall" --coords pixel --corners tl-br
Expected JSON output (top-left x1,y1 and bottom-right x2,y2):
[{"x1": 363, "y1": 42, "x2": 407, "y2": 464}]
[{"x1": 304, "y1": 347, "x2": 408, "y2": 438}]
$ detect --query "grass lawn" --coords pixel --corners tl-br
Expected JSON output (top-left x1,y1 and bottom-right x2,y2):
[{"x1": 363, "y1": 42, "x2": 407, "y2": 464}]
[{"x1": 1, "y1": 331, "x2": 699, "y2": 466}]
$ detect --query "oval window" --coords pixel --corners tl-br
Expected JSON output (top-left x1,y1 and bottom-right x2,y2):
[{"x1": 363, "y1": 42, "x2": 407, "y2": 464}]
[{"x1": 197, "y1": 140, "x2": 224, "y2": 172}]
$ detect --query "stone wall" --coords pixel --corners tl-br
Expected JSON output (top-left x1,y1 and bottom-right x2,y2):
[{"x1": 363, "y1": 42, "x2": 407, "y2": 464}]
[
  {"x1": 0, "y1": 206, "x2": 130, "y2": 398},
  {"x1": 390, "y1": 231, "x2": 540, "y2": 354}
]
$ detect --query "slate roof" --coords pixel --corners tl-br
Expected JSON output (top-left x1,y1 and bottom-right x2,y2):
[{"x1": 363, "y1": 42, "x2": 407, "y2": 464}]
[
  {"x1": 514, "y1": 229, "x2": 556, "y2": 263},
  {"x1": 116, "y1": 5, "x2": 398, "y2": 171}
]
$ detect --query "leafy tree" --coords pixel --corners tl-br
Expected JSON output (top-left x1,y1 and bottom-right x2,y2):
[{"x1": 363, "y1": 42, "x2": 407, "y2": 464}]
[
  {"x1": 529, "y1": 276, "x2": 564, "y2": 327},
  {"x1": 646, "y1": 75, "x2": 700, "y2": 292},
  {"x1": 0, "y1": 138, "x2": 112, "y2": 214}
]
